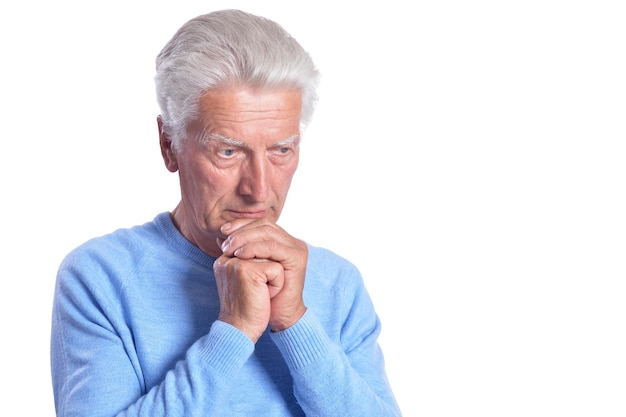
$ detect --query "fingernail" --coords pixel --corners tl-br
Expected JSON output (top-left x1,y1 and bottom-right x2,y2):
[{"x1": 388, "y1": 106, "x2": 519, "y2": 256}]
[{"x1": 221, "y1": 222, "x2": 232, "y2": 232}]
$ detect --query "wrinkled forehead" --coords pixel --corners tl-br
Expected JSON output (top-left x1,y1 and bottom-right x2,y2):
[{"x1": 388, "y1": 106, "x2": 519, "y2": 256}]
[
  {"x1": 185, "y1": 85, "x2": 302, "y2": 145},
  {"x1": 196, "y1": 84, "x2": 303, "y2": 114}
]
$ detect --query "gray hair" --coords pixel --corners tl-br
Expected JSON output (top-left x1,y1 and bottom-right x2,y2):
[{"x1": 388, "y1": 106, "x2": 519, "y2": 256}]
[{"x1": 155, "y1": 9, "x2": 320, "y2": 150}]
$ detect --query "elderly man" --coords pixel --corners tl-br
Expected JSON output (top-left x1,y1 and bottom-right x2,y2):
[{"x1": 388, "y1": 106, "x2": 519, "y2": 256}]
[{"x1": 51, "y1": 9, "x2": 401, "y2": 416}]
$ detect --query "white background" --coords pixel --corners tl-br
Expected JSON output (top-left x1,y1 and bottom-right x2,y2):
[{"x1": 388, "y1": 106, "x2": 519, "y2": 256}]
[{"x1": 1, "y1": 1, "x2": 625, "y2": 416}]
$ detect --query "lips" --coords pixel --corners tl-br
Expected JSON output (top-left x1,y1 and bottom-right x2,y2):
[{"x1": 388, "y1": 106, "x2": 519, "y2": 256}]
[{"x1": 228, "y1": 209, "x2": 269, "y2": 219}]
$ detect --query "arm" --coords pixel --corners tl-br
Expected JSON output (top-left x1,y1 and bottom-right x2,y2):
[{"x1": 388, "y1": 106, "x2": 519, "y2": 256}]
[
  {"x1": 218, "y1": 220, "x2": 402, "y2": 416},
  {"x1": 50, "y1": 258, "x2": 253, "y2": 417},
  {"x1": 271, "y1": 294, "x2": 402, "y2": 416}
]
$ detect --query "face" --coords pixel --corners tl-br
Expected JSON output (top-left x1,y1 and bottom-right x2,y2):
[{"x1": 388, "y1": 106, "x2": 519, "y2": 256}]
[{"x1": 159, "y1": 85, "x2": 302, "y2": 257}]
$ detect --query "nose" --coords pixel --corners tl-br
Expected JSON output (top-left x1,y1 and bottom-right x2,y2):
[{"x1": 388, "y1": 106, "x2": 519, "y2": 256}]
[{"x1": 238, "y1": 155, "x2": 270, "y2": 202}]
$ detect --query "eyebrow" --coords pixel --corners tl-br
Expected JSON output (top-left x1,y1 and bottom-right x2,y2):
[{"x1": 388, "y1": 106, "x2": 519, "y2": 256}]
[{"x1": 203, "y1": 133, "x2": 300, "y2": 148}]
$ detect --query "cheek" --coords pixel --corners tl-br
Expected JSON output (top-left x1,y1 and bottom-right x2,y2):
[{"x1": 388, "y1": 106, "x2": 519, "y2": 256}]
[
  {"x1": 178, "y1": 163, "x2": 201, "y2": 191},
  {"x1": 190, "y1": 166, "x2": 242, "y2": 204},
  {"x1": 178, "y1": 161, "x2": 220, "y2": 201},
  {"x1": 276, "y1": 165, "x2": 298, "y2": 194}
]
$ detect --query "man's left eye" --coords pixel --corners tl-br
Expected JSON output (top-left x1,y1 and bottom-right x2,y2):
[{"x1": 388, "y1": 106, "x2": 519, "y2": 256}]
[{"x1": 219, "y1": 149, "x2": 236, "y2": 157}]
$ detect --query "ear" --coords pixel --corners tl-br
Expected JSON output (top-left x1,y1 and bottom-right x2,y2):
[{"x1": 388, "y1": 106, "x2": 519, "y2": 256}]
[{"x1": 157, "y1": 116, "x2": 179, "y2": 173}]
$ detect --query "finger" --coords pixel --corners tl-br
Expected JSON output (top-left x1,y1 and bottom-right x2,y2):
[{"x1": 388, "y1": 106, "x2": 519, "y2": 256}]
[
  {"x1": 221, "y1": 223, "x2": 293, "y2": 258},
  {"x1": 219, "y1": 218, "x2": 258, "y2": 236},
  {"x1": 264, "y1": 262, "x2": 285, "y2": 298},
  {"x1": 231, "y1": 258, "x2": 284, "y2": 298}
]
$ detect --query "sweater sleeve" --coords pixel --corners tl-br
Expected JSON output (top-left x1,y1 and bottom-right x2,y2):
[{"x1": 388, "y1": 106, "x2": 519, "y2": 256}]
[
  {"x1": 51, "y1": 263, "x2": 254, "y2": 417},
  {"x1": 270, "y1": 306, "x2": 402, "y2": 416},
  {"x1": 120, "y1": 321, "x2": 254, "y2": 416}
]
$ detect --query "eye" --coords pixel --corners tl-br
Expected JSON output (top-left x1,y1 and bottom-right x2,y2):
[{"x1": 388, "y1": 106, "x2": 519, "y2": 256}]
[
  {"x1": 218, "y1": 148, "x2": 236, "y2": 157},
  {"x1": 269, "y1": 145, "x2": 293, "y2": 158}
]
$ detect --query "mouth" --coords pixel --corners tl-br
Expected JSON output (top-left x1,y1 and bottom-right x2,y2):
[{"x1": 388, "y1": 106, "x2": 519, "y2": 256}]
[{"x1": 227, "y1": 209, "x2": 269, "y2": 219}]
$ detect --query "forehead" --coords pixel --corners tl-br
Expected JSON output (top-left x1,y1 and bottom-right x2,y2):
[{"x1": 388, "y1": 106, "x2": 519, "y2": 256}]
[
  {"x1": 189, "y1": 86, "x2": 303, "y2": 147},
  {"x1": 196, "y1": 85, "x2": 302, "y2": 128}
]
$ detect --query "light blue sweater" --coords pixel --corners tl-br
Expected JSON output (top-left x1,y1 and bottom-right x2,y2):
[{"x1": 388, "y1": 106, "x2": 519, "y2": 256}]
[{"x1": 51, "y1": 212, "x2": 401, "y2": 416}]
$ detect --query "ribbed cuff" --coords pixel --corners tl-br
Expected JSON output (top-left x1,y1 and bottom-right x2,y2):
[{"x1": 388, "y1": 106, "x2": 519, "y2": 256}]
[
  {"x1": 270, "y1": 310, "x2": 331, "y2": 371},
  {"x1": 198, "y1": 320, "x2": 255, "y2": 375}
]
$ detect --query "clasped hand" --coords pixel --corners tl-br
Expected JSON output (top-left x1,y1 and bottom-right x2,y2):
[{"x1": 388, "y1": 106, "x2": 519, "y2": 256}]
[{"x1": 214, "y1": 219, "x2": 308, "y2": 343}]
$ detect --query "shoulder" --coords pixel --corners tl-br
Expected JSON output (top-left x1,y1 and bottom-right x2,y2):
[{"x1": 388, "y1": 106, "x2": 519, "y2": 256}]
[
  {"x1": 302, "y1": 243, "x2": 380, "y2": 342},
  {"x1": 305, "y1": 243, "x2": 364, "y2": 289},
  {"x1": 57, "y1": 214, "x2": 168, "y2": 287},
  {"x1": 307, "y1": 243, "x2": 357, "y2": 270},
  {"x1": 67, "y1": 216, "x2": 162, "y2": 260}
]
